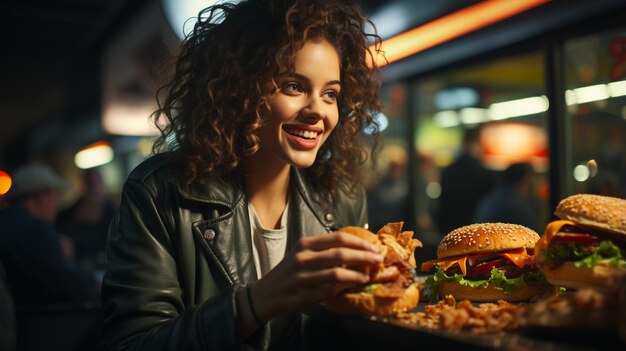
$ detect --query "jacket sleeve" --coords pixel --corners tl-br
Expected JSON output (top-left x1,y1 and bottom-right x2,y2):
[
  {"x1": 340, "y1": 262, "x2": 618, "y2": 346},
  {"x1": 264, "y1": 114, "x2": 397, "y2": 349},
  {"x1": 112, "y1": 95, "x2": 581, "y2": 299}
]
[{"x1": 99, "y1": 179, "x2": 251, "y2": 351}]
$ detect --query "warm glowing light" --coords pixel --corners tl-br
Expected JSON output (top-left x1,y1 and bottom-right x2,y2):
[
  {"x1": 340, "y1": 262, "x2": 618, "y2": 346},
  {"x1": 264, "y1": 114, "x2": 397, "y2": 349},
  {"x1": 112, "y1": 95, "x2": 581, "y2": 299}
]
[
  {"x1": 488, "y1": 96, "x2": 549, "y2": 120},
  {"x1": 0, "y1": 170, "x2": 12, "y2": 195},
  {"x1": 370, "y1": 0, "x2": 549, "y2": 66},
  {"x1": 74, "y1": 141, "x2": 115, "y2": 169},
  {"x1": 102, "y1": 103, "x2": 162, "y2": 136},
  {"x1": 481, "y1": 123, "x2": 547, "y2": 170}
]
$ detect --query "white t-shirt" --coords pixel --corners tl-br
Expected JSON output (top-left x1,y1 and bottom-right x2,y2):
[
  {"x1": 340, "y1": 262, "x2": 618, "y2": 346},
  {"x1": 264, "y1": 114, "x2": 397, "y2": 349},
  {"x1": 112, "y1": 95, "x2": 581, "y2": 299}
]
[{"x1": 248, "y1": 201, "x2": 289, "y2": 279}]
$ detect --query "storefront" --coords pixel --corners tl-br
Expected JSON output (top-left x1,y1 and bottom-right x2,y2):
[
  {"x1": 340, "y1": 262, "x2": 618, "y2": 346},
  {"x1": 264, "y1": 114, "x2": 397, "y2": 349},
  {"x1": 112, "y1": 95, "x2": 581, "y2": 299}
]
[{"x1": 366, "y1": 0, "x2": 626, "y2": 253}]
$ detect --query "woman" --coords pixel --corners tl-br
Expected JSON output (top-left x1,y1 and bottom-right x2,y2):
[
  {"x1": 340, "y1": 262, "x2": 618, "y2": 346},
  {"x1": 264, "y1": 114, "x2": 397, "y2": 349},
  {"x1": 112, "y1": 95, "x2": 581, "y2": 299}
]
[{"x1": 100, "y1": 0, "x2": 383, "y2": 350}]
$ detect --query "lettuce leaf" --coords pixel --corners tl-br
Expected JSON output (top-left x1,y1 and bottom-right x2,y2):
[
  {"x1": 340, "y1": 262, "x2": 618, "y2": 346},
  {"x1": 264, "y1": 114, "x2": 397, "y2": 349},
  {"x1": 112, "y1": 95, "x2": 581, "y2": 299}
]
[
  {"x1": 574, "y1": 240, "x2": 624, "y2": 268},
  {"x1": 425, "y1": 266, "x2": 548, "y2": 301},
  {"x1": 546, "y1": 240, "x2": 624, "y2": 268}
]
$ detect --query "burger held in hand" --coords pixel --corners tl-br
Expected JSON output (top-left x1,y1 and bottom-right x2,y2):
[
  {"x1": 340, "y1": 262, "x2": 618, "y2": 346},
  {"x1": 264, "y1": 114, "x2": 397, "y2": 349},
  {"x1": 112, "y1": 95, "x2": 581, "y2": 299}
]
[
  {"x1": 535, "y1": 194, "x2": 626, "y2": 290},
  {"x1": 421, "y1": 223, "x2": 555, "y2": 302},
  {"x1": 324, "y1": 222, "x2": 422, "y2": 315}
]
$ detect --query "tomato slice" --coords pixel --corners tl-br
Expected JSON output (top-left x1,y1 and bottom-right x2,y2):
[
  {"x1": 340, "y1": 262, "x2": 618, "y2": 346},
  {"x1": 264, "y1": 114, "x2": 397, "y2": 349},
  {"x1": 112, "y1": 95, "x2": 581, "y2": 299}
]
[
  {"x1": 551, "y1": 232, "x2": 598, "y2": 245},
  {"x1": 466, "y1": 258, "x2": 507, "y2": 277}
]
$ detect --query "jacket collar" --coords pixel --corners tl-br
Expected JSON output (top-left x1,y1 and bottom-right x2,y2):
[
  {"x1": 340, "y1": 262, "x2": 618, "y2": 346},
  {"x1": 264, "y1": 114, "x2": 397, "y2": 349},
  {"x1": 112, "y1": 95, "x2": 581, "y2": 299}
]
[
  {"x1": 176, "y1": 171, "x2": 245, "y2": 208},
  {"x1": 176, "y1": 167, "x2": 333, "y2": 223}
]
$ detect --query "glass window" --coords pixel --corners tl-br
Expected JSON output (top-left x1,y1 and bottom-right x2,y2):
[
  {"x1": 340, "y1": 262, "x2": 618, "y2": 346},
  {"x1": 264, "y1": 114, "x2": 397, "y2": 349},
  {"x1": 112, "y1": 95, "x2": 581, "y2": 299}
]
[
  {"x1": 564, "y1": 26, "x2": 626, "y2": 199},
  {"x1": 412, "y1": 51, "x2": 549, "y2": 249},
  {"x1": 365, "y1": 82, "x2": 413, "y2": 233}
]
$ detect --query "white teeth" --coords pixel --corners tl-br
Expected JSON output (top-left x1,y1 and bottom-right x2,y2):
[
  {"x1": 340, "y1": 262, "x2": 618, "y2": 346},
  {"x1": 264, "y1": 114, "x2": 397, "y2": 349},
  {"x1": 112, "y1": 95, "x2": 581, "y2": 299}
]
[{"x1": 287, "y1": 129, "x2": 319, "y2": 139}]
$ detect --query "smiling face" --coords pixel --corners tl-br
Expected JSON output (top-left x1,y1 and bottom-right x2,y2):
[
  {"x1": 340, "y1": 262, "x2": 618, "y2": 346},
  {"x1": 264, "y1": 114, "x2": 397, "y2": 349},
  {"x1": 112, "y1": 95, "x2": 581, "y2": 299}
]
[{"x1": 252, "y1": 39, "x2": 341, "y2": 171}]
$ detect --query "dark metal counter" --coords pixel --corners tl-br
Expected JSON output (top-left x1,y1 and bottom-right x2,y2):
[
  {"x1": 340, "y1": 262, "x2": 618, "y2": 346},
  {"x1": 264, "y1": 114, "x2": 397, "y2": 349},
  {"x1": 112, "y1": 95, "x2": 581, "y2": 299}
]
[{"x1": 304, "y1": 304, "x2": 624, "y2": 351}]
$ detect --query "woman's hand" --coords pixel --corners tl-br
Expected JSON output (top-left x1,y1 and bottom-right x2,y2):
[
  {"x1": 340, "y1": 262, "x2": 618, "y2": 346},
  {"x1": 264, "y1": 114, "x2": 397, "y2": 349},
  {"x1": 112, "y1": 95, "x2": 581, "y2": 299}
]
[{"x1": 247, "y1": 231, "x2": 382, "y2": 322}]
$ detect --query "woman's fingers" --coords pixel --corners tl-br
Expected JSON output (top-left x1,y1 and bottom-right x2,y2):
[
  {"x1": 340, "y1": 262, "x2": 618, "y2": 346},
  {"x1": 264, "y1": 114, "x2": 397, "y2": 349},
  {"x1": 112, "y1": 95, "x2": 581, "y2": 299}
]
[
  {"x1": 295, "y1": 266, "x2": 370, "y2": 287},
  {"x1": 251, "y1": 232, "x2": 383, "y2": 318},
  {"x1": 297, "y1": 231, "x2": 379, "y2": 253},
  {"x1": 294, "y1": 247, "x2": 382, "y2": 270}
]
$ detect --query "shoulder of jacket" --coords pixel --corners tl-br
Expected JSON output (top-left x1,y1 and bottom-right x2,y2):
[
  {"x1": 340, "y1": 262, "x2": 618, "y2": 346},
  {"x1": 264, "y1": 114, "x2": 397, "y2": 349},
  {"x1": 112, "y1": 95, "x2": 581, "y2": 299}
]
[{"x1": 127, "y1": 153, "x2": 173, "y2": 184}]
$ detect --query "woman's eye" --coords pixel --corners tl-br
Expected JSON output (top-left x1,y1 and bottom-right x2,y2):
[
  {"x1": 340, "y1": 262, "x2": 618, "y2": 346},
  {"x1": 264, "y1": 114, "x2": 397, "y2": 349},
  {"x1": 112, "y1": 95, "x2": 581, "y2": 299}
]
[
  {"x1": 282, "y1": 82, "x2": 302, "y2": 93},
  {"x1": 323, "y1": 90, "x2": 338, "y2": 102}
]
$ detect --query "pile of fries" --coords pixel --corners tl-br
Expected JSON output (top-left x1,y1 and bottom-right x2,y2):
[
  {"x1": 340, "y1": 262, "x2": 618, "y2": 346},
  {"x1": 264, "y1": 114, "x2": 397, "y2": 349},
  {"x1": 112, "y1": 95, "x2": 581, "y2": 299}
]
[{"x1": 395, "y1": 295, "x2": 520, "y2": 333}]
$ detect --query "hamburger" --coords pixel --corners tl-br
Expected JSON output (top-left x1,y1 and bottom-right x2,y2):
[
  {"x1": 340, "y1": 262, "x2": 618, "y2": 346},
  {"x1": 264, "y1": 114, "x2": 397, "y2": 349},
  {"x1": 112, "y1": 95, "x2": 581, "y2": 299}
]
[
  {"x1": 534, "y1": 194, "x2": 626, "y2": 290},
  {"x1": 421, "y1": 223, "x2": 554, "y2": 302},
  {"x1": 324, "y1": 222, "x2": 422, "y2": 315}
]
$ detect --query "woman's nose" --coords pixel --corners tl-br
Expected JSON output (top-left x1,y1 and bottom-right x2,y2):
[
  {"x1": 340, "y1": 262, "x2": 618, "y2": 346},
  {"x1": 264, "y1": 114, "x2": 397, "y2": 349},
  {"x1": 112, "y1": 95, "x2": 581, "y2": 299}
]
[{"x1": 301, "y1": 96, "x2": 326, "y2": 121}]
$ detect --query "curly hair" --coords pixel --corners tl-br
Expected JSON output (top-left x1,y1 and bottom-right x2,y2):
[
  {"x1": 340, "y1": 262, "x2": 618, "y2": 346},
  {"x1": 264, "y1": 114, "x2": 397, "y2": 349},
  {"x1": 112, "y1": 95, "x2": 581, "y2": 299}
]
[{"x1": 152, "y1": 0, "x2": 383, "y2": 198}]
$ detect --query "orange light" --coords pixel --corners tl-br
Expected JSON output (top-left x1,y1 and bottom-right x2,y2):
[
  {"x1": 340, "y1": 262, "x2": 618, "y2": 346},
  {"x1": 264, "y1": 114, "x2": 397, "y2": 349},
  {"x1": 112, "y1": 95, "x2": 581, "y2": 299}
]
[
  {"x1": 0, "y1": 170, "x2": 12, "y2": 195},
  {"x1": 481, "y1": 122, "x2": 547, "y2": 170},
  {"x1": 370, "y1": 0, "x2": 550, "y2": 67}
]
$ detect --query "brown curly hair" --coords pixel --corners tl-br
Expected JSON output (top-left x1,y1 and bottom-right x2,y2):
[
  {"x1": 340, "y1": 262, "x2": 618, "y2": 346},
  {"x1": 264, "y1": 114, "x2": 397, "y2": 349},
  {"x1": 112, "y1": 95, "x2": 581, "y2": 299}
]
[{"x1": 152, "y1": 0, "x2": 383, "y2": 198}]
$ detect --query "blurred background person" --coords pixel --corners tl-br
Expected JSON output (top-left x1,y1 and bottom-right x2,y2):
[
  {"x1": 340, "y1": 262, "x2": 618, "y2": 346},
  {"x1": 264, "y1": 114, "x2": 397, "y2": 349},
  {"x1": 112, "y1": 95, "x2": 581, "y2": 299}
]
[
  {"x1": 367, "y1": 145, "x2": 414, "y2": 232},
  {"x1": 438, "y1": 127, "x2": 494, "y2": 234},
  {"x1": 56, "y1": 168, "x2": 116, "y2": 282},
  {"x1": 414, "y1": 150, "x2": 438, "y2": 234},
  {"x1": 0, "y1": 163, "x2": 98, "y2": 305},
  {"x1": 0, "y1": 261, "x2": 16, "y2": 351},
  {"x1": 473, "y1": 162, "x2": 539, "y2": 232}
]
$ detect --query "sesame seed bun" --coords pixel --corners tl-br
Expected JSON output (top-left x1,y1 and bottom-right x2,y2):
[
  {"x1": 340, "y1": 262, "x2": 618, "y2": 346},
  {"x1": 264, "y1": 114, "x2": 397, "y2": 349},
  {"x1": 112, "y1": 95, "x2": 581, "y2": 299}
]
[
  {"x1": 543, "y1": 261, "x2": 624, "y2": 290},
  {"x1": 437, "y1": 223, "x2": 540, "y2": 259},
  {"x1": 339, "y1": 226, "x2": 382, "y2": 246},
  {"x1": 554, "y1": 194, "x2": 626, "y2": 237}
]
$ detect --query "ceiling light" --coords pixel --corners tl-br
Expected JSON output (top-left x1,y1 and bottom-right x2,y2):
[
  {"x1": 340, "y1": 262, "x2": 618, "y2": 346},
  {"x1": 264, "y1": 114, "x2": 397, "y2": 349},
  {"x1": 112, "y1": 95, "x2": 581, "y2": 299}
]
[
  {"x1": 567, "y1": 84, "x2": 610, "y2": 105},
  {"x1": 608, "y1": 80, "x2": 626, "y2": 97},
  {"x1": 459, "y1": 107, "x2": 488, "y2": 125},
  {"x1": 433, "y1": 110, "x2": 460, "y2": 128},
  {"x1": 370, "y1": 0, "x2": 549, "y2": 67},
  {"x1": 74, "y1": 141, "x2": 114, "y2": 169},
  {"x1": 102, "y1": 103, "x2": 162, "y2": 136},
  {"x1": 488, "y1": 96, "x2": 549, "y2": 120},
  {"x1": 573, "y1": 164, "x2": 590, "y2": 182}
]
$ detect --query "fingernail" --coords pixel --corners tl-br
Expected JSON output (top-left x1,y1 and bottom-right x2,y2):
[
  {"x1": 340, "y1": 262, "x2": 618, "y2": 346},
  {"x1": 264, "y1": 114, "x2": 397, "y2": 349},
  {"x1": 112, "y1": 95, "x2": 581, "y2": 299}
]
[
  {"x1": 370, "y1": 245, "x2": 379, "y2": 252},
  {"x1": 373, "y1": 254, "x2": 383, "y2": 262}
]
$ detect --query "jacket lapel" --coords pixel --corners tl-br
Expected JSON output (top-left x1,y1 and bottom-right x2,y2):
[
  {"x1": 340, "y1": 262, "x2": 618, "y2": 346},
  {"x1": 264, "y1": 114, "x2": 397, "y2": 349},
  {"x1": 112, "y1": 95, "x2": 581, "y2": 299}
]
[
  {"x1": 183, "y1": 169, "x2": 337, "y2": 286},
  {"x1": 290, "y1": 169, "x2": 338, "y2": 238},
  {"x1": 182, "y1": 175, "x2": 257, "y2": 285}
]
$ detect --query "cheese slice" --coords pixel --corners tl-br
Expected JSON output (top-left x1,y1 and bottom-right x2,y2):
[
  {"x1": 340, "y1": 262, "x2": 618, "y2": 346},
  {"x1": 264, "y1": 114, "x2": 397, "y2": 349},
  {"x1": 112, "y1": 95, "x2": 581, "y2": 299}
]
[
  {"x1": 421, "y1": 256, "x2": 468, "y2": 275},
  {"x1": 500, "y1": 247, "x2": 532, "y2": 268},
  {"x1": 535, "y1": 220, "x2": 577, "y2": 252},
  {"x1": 420, "y1": 248, "x2": 532, "y2": 275}
]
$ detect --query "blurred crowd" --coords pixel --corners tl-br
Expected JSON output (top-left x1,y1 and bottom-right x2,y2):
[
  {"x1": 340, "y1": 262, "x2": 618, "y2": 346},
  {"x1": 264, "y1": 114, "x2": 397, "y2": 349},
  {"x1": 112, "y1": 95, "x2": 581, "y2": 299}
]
[{"x1": 0, "y1": 163, "x2": 116, "y2": 307}]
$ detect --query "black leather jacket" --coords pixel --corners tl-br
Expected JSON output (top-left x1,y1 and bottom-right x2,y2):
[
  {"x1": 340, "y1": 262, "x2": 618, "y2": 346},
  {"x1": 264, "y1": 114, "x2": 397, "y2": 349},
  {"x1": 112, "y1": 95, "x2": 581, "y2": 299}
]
[{"x1": 99, "y1": 154, "x2": 367, "y2": 350}]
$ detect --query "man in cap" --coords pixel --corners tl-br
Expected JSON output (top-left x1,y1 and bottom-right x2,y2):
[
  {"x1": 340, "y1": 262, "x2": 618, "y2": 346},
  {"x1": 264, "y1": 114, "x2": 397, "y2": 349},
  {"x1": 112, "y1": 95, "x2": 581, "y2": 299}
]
[{"x1": 0, "y1": 163, "x2": 97, "y2": 305}]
